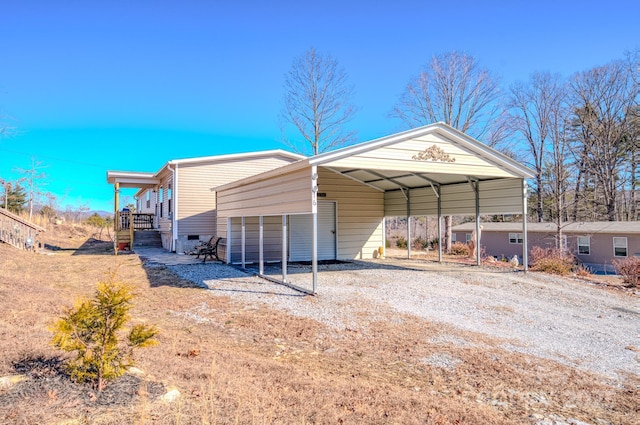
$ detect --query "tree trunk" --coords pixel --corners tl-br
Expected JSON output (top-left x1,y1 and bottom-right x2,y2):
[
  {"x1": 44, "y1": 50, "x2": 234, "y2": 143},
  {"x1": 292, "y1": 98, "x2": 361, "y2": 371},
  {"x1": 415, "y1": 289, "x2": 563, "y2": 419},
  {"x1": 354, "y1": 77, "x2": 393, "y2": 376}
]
[{"x1": 444, "y1": 216, "x2": 452, "y2": 252}]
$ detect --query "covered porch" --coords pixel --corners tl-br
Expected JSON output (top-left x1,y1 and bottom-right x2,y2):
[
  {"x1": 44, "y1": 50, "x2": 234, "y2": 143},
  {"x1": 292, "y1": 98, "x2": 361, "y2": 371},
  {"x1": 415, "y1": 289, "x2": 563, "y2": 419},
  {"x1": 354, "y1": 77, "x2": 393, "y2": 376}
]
[{"x1": 106, "y1": 171, "x2": 160, "y2": 253}]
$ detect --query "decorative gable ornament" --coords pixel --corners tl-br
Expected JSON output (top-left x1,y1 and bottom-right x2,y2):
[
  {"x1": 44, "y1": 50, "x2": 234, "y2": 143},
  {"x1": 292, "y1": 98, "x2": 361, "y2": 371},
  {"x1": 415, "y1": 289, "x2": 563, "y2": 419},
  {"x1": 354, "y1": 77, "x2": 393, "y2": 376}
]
[{"x1": 412, "y1": 145, "x2": 456, "y2": 163}]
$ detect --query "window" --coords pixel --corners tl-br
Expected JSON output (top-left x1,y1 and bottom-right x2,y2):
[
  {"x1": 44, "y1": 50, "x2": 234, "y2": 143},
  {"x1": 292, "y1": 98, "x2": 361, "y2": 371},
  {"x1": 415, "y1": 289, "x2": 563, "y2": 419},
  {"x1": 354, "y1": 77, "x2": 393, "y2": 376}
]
[
  {"x1": 465, "y1": 233, "x2": 472, "y2": 243},
  {"x1": 451, "y1": 233, "x2": 457, "y2": 243},
  {"x1": 168, "y1": 185, "x2": 172, "y2": 215},
  {"x1": 159, "y1": 187, "x2": 164, "y2": 218},
  {"x1": 577, "y1": 236, "x2": 590, "y2": 255},
  {"x1": 613, "y1": 237, "x2": 627, "y2": 257},
  {"x1": 509, "y1": 233, "x2": 523, "y2": 244},
  {"x1": 146, "y1": 191, "x2": 151, "y2": 209}
]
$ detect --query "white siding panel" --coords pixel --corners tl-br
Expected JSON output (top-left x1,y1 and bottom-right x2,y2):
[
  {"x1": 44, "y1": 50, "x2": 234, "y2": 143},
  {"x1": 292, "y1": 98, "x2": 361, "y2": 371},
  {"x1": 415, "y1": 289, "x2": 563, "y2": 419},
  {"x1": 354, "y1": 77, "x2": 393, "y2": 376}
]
[
  {"x1": 228, "y1": 216, "x2": 283, "y2": 264},
  {"x1": 289, "y1": 201, "x2": 337, "y2": 262}
]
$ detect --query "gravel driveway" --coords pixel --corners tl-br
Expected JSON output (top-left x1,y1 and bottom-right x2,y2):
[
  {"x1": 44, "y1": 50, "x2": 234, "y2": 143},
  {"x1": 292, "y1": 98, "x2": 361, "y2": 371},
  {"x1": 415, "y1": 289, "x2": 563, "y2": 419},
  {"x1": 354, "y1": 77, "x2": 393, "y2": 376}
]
[{"x1": 167, "y1": 259, "x2": 639, "y2": 382}]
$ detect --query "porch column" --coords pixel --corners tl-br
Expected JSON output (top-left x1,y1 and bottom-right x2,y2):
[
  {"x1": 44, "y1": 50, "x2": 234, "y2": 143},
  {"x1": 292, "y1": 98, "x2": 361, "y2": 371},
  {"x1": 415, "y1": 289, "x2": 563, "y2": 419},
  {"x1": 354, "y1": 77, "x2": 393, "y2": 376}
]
[
  {"x1": 114, "y1": 182, "x2": 120, "y2": 255},
  {"x1": 282, "y1": 214, "x2": 288, "y2": 283},
  {"x1": 259, "y1": 216, "x2": 264, "y2": 275},
  {"x1": 241, "y1": 216, "x2": 246, "y2": 268},
  {"x1": 522, "y1": 180, "x2": 529, "y2": 272}
]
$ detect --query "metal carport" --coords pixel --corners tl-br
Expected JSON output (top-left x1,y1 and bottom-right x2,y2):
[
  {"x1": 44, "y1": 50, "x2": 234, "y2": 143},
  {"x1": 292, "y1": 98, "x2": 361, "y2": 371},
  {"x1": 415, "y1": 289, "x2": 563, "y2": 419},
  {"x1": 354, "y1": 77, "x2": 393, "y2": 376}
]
[{"x1": 214, "y1": 122, "x2": 535, "y2": 294}]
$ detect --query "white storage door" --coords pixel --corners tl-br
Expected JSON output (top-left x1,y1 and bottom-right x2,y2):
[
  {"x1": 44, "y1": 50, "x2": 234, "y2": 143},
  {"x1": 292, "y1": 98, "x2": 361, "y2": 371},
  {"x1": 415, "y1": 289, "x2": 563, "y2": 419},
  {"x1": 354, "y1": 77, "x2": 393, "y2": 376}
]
[{"x1": 289, "y1": 201, "x2": 336, "y2": 261}]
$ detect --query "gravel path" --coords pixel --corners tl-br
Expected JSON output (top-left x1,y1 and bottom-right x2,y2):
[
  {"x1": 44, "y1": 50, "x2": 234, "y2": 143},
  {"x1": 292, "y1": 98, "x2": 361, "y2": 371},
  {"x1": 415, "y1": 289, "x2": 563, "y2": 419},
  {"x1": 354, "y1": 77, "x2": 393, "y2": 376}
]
[{"x1": 167, "y1": 260, "x2": 639, "y2": 382}]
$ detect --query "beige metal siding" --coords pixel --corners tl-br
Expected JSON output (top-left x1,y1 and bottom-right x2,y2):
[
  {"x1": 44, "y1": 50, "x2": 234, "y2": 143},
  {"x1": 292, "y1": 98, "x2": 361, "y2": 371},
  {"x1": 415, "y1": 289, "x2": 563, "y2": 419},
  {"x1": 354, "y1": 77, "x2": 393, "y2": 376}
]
[
  {"x1": 384, "y1": 178, "x2": 523, "y2": 217},
  {"x1": 479, "y1": 179, "x2": 523, "y2": 214},
  {"x1": 216, "y1": 166, "x2": 314, "y2": 239},
  {"x1": 325, "y1": 133, "x2": 515, "y2": 178},
  {"x1": 318, "y1": 168, "x2": 384, "y2": 260},
  {"x1": 178, "y1": 155, "x2": 299, "y2": 237}
]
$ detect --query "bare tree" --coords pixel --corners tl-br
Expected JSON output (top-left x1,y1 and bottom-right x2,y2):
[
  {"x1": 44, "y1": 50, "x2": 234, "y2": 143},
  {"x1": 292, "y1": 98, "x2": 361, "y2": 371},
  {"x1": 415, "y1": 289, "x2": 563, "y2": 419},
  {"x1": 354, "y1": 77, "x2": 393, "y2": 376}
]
[
  {"x1": 391, "y1": 51, "x2": 503, "y2": 251},
  {"x1": 280, "y1": 47, "x2": 357, "y2": 156},
  {"x1": 16, "y1": 157, "x2": 48, "y2": 220},
  {"x1": 569, "y1": 60, "x2": 636, "y2": 221},
  {"x1": 392, "y1": 51, "x2": 502, "y2": 142},
  {"x1": 508, "y1": 72, "x2": 566, "y2": 223}
]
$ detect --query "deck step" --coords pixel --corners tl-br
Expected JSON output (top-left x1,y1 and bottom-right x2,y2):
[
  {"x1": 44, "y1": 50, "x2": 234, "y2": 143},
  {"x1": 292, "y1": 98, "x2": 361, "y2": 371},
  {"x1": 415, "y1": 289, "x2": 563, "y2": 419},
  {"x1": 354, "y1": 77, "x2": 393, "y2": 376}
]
[{"x1": 133, "y1": 231, "x2": 163, "y2": 248}]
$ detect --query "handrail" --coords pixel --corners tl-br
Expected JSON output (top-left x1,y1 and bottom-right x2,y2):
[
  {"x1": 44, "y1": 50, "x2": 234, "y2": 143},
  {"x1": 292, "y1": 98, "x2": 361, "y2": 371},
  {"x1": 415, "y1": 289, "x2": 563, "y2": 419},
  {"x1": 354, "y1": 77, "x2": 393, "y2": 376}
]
[{"x1": 0, "y1": 207, "x2": 45, "y2": 251}]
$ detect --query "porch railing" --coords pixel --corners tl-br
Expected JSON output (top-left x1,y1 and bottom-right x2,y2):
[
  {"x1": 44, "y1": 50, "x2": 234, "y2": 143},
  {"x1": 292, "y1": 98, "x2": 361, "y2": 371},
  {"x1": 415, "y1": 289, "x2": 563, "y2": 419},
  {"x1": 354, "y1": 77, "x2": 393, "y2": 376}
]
[
  {"x1": 0, "y1": 207, "x2": 45, "y2": 251},
  {"x1": 118, "y1": 212, "x2": 154, "y2": 230}
]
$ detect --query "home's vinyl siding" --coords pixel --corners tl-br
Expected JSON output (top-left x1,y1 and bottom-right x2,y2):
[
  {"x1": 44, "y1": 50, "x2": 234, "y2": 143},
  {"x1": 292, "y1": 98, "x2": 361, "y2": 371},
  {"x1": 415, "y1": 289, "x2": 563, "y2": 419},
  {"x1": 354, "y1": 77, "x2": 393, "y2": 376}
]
[{"x1": 178, "y1": 155, "x2": 300, "y2": 238}]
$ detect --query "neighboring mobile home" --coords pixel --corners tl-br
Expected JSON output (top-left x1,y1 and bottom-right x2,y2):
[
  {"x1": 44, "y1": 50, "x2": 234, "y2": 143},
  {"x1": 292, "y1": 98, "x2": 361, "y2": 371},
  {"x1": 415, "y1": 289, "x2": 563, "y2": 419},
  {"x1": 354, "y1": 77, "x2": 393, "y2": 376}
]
[
  {"x1": 107, "y1": 150, "x2": 305, "y2": 253},
  {"x1": 452, "y1": 221, "x2": 640, "y2": 273}
]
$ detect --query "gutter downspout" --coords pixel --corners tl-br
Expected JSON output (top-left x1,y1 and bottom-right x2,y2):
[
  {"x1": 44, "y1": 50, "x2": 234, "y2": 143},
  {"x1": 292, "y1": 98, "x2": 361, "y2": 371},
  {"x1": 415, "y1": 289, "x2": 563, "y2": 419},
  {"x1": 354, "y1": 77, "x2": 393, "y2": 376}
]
[{"x1": 168, "y1": 163, "x2": 178, "y2": 252}]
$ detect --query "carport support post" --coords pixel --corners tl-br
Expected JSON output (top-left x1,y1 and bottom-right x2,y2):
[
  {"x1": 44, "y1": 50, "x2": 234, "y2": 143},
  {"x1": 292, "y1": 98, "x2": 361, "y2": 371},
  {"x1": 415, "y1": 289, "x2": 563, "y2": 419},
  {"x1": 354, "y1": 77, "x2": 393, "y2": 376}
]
[
  {"x1": 312, "y1": 209, "x2": 318, "y2": 293},
  {"x1": 406, "y1": 189, "x2": 411, "y2": 259},
  {"x1": 437, "y1": 186, "x2": 442, "y2": 262},
  {"x1": 226, "y1": 217, "x2": 232, "y2": 264},
  {"x1": 282, "y1": 214, "x2": 288, "y2": 283},
  {"x1": 241, "y1": 216, "x2": 246, "y2": 268},
  {"x1": 259, "y1": 216, "x2": 264, "y2": 275},
  {"x1": 474, "y1": 180, "x2": 481, "y2": 266},
  {"x1": 522, "y1": 180, "x2": 529, "y2": 272}
]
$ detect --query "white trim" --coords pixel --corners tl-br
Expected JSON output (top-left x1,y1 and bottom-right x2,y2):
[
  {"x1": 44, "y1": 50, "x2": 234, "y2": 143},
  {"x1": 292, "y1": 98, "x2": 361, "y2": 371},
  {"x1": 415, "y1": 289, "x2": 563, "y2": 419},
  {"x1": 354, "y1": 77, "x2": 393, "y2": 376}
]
[
  {"x1": 577, "y1": 235, "x2": 590, "y2": 255},
  {"x1": 613, "y1": 236, "x2": 628, "y2": 257},
  {"x1": 169, "y1": 149, "x2": 305, "y2": 165}
]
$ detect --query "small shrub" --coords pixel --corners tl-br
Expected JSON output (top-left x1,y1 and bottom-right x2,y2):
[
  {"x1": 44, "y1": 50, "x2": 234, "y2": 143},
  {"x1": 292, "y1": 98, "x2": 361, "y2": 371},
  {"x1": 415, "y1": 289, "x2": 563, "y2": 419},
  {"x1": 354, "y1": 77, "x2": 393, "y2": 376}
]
[
  {"x1": 385, "y1": 239, "x2": 391, "y2": 249},
  {"x1": 396, "y1": 236, "x2": 407, "y2": 249},
  {"x1": 450, "y1": 242, "x2": 470, "y2": 256},
  {"x1": 574, "y1": 264, "x2": 592, "y2": 278},
  {"x1": 529, "y1": 246, "x2": 574, "y2": 276},
  {"x1": 612, "y1": 257, "x2": 640, "y2": 287},
  {"x1": 51, "y1": 270, "x2": 159, "y2": 391},
  {"x1": 412, "y1": 236, "x2": 428, "y2": 250},
  {"x1": 429, "y1": 238, "x2": 439, "y2": 249}
]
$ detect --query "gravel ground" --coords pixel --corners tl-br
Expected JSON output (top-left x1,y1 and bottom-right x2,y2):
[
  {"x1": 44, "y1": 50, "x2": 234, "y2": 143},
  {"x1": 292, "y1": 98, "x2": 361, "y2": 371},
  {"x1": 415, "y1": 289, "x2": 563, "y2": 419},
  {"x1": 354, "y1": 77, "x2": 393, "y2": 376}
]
[{"x1": 167, "y1": 259, "x2": 639, "y2": 382}]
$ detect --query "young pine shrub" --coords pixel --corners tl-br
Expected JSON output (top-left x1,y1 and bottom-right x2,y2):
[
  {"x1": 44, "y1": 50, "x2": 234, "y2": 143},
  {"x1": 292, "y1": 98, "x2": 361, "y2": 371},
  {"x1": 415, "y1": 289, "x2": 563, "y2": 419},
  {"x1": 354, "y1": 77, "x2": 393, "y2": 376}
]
[
  {"x1": 449, "y1": 242, "x2": 470, "y2": 256},
  {"x1": 612, "y1": 257, "x2": 640, "y2": 287},
  {"x1": 396, "y1": 236, "x2": 407, "y2": 249},
  {"x1": 51, "y1": 271, "x2": 159, "y2": 392},
  {"x1": 529, "y1": 246, "x2": 574, "y2": 276}
]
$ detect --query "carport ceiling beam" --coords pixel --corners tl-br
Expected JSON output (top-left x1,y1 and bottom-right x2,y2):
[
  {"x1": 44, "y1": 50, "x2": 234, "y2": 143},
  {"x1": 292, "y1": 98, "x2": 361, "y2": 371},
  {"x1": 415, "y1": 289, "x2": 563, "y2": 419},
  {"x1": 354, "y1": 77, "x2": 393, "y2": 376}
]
[
  {"x1": 325, "y1": 167, "x2": 384, "y2": 192},
  {"x1": 363, "y1": 170, "x2": 410, "y2": 191},
  {"x1": 410, "y1": 173, "x2": 441, "y2": 198}
]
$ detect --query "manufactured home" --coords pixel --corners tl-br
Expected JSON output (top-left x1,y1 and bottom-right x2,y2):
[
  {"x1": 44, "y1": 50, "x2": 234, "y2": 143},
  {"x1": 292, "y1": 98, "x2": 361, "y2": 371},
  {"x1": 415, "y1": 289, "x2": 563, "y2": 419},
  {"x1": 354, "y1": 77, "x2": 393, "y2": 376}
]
[
  {"x1": 107, "y1": 150, "x2": 305, "y2": 253},
  {"x1": 453, "y1": 221, "x2": 640, "y2": 273}
]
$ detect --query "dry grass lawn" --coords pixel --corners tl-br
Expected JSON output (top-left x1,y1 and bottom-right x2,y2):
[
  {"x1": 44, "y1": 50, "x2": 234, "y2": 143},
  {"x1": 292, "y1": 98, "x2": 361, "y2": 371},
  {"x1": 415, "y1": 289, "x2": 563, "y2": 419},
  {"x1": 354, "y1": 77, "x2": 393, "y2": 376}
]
[{"x1": 0, "y1": 225, "x2": 638, "y2": 424}]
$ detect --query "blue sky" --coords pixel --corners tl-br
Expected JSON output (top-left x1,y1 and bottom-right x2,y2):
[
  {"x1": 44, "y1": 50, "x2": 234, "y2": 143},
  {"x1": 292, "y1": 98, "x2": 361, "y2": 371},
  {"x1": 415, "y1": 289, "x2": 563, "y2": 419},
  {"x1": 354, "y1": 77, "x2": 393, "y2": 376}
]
[{"x1": 1, "y1": 0, "x2": 638, "y2": 213}]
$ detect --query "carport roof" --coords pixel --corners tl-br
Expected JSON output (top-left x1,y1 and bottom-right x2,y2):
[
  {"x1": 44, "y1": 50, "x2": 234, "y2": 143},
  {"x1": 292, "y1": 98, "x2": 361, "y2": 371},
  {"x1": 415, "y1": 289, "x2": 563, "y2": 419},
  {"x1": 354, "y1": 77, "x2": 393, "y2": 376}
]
[{"x1": 214, "y1": 122, "x2": 535, "y2": 193}]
